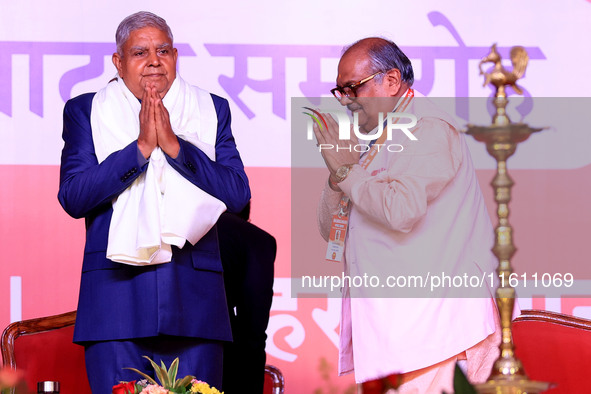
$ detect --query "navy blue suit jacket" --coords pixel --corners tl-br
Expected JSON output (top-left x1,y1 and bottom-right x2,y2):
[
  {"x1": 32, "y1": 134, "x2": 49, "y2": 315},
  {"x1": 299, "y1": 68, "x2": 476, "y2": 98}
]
[{"x1": 58, "y1": 92, "x2": 250, "y2": 344}]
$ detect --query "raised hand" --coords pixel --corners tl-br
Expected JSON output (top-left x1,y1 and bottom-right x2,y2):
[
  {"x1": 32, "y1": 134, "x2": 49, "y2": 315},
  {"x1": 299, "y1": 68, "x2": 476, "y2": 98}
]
[
  {"x1": 312, "y1": 112, "x2": 360, "y2": 189},
  {"x1": 152, "y1": 87, "x2": 179, "y2": 158},
  {"x1": 138, "y1": 84, "x2": 158, "y2": 159}
]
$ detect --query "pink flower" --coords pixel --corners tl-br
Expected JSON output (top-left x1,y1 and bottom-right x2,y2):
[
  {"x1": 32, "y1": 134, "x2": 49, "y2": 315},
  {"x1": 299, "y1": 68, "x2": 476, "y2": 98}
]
[
  {"x1": 0, "y1": 367, "x2": 23, "y2": 388},
  {"x1": 139, "y1": 384, "x2": 169, "y2": 394}
]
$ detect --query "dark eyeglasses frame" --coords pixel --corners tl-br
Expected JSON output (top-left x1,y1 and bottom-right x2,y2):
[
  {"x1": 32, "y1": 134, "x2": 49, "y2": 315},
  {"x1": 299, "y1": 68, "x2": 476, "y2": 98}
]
[{"x1": 330, "y1": 71, "x2": 382, "y2": 100}]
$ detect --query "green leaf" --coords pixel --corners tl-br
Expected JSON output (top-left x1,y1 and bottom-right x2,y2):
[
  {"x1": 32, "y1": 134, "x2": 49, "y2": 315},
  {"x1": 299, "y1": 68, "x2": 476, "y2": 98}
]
[
  {"x1": 144, "y1": 356, "x2": 170, "y2": 388},
  {"x1": 168, "y1": 358, "x2": 179, "y2": 386},
  {"x1": 176, "y1": 375, "x2": 196, "y2": 389},
  {"x1": 125, "y1": 355, "x2": 196, "y2": 392},
  {"x1": 123, "y1": 367, "x2": 157, "y2": 386}
]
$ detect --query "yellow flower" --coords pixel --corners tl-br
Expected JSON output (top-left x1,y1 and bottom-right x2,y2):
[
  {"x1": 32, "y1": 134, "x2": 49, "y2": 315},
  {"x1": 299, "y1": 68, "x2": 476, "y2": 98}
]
[{"x1": 189, "y1": 381, "x2": 223, "y2": 394}]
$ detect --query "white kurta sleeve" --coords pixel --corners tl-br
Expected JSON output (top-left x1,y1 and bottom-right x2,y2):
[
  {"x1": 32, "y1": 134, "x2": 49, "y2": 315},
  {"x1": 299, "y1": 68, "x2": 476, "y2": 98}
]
[{"x1": 338, "y1": 118, "x2": 463, "y2": 233}]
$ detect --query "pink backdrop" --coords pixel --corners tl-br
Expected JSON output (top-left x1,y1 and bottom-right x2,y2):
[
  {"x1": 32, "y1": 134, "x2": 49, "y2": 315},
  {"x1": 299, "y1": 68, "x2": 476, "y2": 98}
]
[{"x1": 2, "y1": 1, "x2": 591, "y2": 392}]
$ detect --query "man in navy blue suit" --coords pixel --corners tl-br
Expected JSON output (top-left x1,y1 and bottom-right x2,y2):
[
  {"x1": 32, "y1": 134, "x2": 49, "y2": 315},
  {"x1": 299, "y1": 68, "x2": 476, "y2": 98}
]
[{"x1": 58, "y1": 11, "x2": 250, "y2": 393}]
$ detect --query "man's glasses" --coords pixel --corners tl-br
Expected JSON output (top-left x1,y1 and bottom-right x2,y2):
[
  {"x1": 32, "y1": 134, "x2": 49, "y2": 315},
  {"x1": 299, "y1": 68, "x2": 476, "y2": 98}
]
[{"x1": 330, "y1": 71, "x2": 382, "y2": 100}]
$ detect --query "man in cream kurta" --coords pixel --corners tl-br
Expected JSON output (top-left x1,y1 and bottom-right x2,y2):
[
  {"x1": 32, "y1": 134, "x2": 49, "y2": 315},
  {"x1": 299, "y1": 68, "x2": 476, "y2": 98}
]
[{"x1": 315, "y1": 38, "x2": 500, "y2": 393}]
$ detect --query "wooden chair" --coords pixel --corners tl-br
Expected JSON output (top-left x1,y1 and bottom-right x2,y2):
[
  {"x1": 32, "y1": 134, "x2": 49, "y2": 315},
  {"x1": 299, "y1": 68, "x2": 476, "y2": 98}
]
[
  {"x1": 2, "y1": 311, "x2": 285, "y2": 394},
  {"x1": 263, "y1": 364, "x2": 285, "y2": 394},
  {"x1": 1, "y1": 311, "x2": 90, "y2": 394},
  {"x1": 513, "y1": 309, "x2": 591, "y2": 393}
]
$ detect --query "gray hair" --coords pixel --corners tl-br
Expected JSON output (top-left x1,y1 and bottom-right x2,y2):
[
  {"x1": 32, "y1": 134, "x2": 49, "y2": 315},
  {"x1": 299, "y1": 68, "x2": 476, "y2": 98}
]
[
  {"x1": 344, "y1": 37, "x2": 414, "y2": 86},
  {"x1": 115, "y1": 11, "x2": 173, "y2": 55}
]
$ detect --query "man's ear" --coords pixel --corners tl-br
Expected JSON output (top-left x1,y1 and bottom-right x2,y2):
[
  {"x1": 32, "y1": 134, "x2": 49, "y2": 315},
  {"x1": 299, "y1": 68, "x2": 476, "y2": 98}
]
[
  {"x1": 112, "y1": 53, "x2": 123, "y2": 76},
  {"x1": 384, "y1": 68, "x2": 402, "y2": 96}
]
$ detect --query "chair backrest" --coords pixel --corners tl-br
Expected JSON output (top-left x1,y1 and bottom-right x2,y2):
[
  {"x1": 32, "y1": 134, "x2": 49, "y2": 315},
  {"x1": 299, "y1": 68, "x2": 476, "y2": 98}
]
[
  {"x1": 513, "y1": 309, "x2": 591, "y2": 393},
  {"x1": 1, "y1": 310, "x2": 91, "y2": 394},
  {"x1": 263, "y1": 364, "x2": 285, "y2": 394},
  {"x1": 3, "y1": 311, "x2": 285, "y2": 394}
]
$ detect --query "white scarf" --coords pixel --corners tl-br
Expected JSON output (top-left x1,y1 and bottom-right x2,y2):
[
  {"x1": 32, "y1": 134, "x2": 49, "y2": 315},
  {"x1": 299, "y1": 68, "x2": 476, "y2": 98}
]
[{"x1": 91, "y1": 76, "x2": 226, "y2": 265}]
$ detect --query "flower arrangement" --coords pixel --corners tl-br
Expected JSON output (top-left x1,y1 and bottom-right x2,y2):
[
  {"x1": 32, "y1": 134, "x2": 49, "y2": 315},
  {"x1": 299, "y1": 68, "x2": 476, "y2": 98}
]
[{"x1": 112, "y1": 356, "x2": 223, "y2": 394}]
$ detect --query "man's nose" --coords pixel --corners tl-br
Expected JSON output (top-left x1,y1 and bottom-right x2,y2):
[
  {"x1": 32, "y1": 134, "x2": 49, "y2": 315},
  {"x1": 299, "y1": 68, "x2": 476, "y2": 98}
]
[
  {"x1": 148, "y1": 51, "x2": 160, "y2": 66},
  {"x1": 339, "y1": 95, "x2": 354, "y2": 106}
]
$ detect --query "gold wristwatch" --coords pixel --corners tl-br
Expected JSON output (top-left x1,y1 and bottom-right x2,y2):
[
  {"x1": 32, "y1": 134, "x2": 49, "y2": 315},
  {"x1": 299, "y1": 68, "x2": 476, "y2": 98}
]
[{"x1": 334, "y1": 164, "x2": 354, "y2": 183}]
